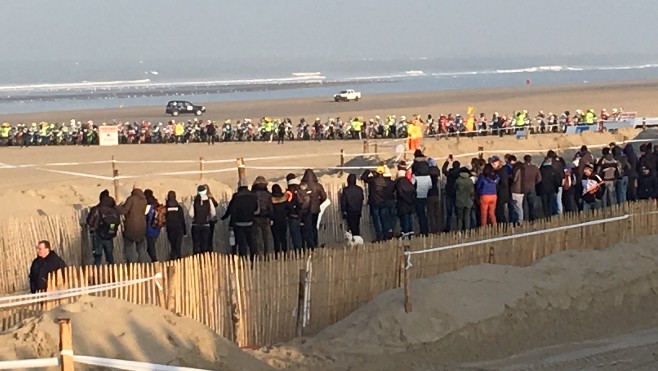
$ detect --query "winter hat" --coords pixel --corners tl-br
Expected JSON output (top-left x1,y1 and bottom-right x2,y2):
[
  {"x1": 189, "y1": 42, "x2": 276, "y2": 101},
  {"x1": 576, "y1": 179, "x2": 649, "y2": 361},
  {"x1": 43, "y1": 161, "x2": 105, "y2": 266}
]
[
  {"x1": 376, "y1": 165, "x2": 385, "y2": 174},
  {"x1": 197, "y1": 185, "x2": 207, "y2": 195},
  {"x1": 414, "y1": 149, "x2": 424, "y2": 158},
  {"x1": 382, "y1": 167, "x2": 392, "y2": 178},
  {"x1": 288, "y1": 178, "x2": 300, "y2": 186}
]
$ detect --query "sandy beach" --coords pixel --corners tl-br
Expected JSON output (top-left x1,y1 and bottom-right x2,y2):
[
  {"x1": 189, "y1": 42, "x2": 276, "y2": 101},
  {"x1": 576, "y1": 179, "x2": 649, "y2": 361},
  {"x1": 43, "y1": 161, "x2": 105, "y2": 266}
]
[{"x1": 3, "y1": 79, "x2": 658, "y2": 125}]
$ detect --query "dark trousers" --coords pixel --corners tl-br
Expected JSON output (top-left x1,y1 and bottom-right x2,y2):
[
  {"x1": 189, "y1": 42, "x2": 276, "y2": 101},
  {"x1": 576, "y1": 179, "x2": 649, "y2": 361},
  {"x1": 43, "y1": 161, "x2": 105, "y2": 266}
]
[
  {"x1": 167, "y1": 230, "x2": 183, "y2": 260},
  {"x1": 253, "y1": 217, "x2": 274, "y2": 255},
  {"x1": 628, "y1": 176, "x2": 638, "y2": 201},
  {"x1": 415, "y1": 198, "x2": 429, "y2": 236},
  {"x1": 208, "y1": 221, "x2": 217, "y2": 251},
  {"x1": 346, "y1": 212, "x2": 361, "y2": 236},
  {"x1": 271, "y1": 221, "x2": 288, "y2": 255},
  {"x1": 92, "y1": 234, "x2": 115, "y2": 265},
  {"x1": 456, "y1": 206, "x2": 471, "y2": 231},
  {"x1": 523, "y1": 191, "x2": 540, "y2": 221},
  {"x1": 146, "y1": 235, "x2": 159, "y2": 262},
  {"x1": 399, "y1": 213, "x2": 413, "y2": 235},
  {"x1": 562, "y1": 187, "x2": 577, "y2": 213},
  {"x1": 540, "y1": 193, "x2": 557, "y2": 218},
  {"x1": 427, "y1": 196, "x2": 441, "y2": 233},
  {"x1": 234, "y1": 225, "x2": 255, "y2": 258},
  {"x1": 288, "y1": 219, "x2": 303, "y2": 250},
  {"x1": 191, "y1": 225, "x2": 210, "y2": 254},
  {"x1": 445, "y1": 196, "x2": 456, "y2": 231},
  {"x1": 369, "y1": 206, "x2": 386, "y2": 241},
  {"x1": 302, "y1": 212, "x2": 319, "y2": 248},
  {"x1": 495, "y1": 200, "x2": 509, "y2": 224}
]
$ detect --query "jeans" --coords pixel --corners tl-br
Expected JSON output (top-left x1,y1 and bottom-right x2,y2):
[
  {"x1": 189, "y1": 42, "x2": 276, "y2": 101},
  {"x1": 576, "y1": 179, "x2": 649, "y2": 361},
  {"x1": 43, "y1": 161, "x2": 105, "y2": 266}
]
[
  {"x1": 445, "y1": 196, "x2": 456, "y2": 231},
  {"x1": 602, "y1": 180, "x2": 617, "y2": 208},
  {"x1": 253, "y1": 217, "x2": 274, "y2": 255},
  {"x1": 233, "y1": 225, "x2": 254, "y2": 258},
  {"x1": 346, "y1": 212, "x2": 361, "y2": 236},
  {"x1": 123, "y1": 237, "x2": 147, "y2": 263},
  {"x1": 146, "y1": 235, "x2": 159, "y2": 262},
  {"x1": 167, "y1": 230, "x2": 183, "y2": 260},
  {"x1": 616, "y1": 177, "x2": 628, "y2": 204},
  {"x1": 383, "y1": 200, "x2": 396, "y2": 237},
  {"x1": 556, "y1": 187, "x2": 564, "y2": 214},
  {"x1": 398, "y1": 213, "x2": 413, "y2": 235},
  {"x1": 92, "y1": 234, "x2": 115, "y2": 265},
  {"x1": 456, "y1": 206, "x2": 471, "y2": 231},
  {"x1": 583, "y1": 199, "x2": 602, "y2": 211},
  {"x1": 524, "y1": 191, "x2": 540, "y2": 221},
  {"x1": 191, "y1": 225, "x2": 210, "y2": 254},
  {"x1": 288, "y1": 219, "x2": 303, "y2": 250},
  {"x1": 415, "y1": 198, "x2": 429, "y2": 235},
  {"x1": 511, "y1": 193, "x2": 524, "y2": 222},
  {"x1": 369, "y1": 206, "x2": 386, "y2": 241}
]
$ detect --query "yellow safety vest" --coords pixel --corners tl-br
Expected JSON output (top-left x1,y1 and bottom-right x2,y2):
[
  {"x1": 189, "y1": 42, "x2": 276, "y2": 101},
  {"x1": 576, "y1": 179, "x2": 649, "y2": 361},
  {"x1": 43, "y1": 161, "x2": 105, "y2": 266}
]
[{"x1": 175, "y1": 124, "x2": 185, "y2": 136}]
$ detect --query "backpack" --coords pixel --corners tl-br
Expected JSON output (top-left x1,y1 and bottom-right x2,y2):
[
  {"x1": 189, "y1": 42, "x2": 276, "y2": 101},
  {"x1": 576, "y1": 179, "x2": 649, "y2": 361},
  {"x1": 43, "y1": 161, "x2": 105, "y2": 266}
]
[
  {"x1": 97, "y1": 208, "x2": 121, "y2": 240},
  {"x1": 150, "y1": 204, "x2": 167, "y2": 229},
  {"x1": 298, "y1": 184, "x2": 312, "y2": 211}
]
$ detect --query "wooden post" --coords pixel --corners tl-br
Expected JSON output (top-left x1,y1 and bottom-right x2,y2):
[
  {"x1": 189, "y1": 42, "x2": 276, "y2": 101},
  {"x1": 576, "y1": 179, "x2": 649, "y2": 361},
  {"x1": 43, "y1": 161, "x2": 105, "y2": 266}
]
[
  {"x1": 403, "y1": 246, "x2": 412, "y2": 313},
  {"x1": 339, "y1": 149, "x2": 345, "y2": 177},
  {"x1": 477, "y1": 146, "x2": 484, "y2": 160},
  {"x1": 166, "y1": 265, "x2": 178, "y2": 313},
  {"x1": 642, "y1": 118, "x2": 647, "y2": 131},
  {"x1": 155, "y1": 265, "x2": 165, "y2": 308},
  {"x1": 374, "y1": 142, "x2": 379, "y2": 155},
  {"x1": 111, "y1": 156, "x2": 120, "y2": 203},
  {"x1": 199, "y1": 157, "x2": 205, "y2": 182},
  {"x1": 488, "y1": 246, "x2": 495, "y2": 264},
  {"x1": 237, "y1": 158, "x2": 246, "y2": 187},
  {"x1": 58, "y1": 318, "x2": 74, "y2": 371},
  {"x1": 228, "y1": 257, "x2": 241, "y2": 345},
  {"x1": 362, "y1": 140, "x2": 369, "y2": 154},
  {"x1": 295, "y1": 268, "x2": 306, "y2": 337}
]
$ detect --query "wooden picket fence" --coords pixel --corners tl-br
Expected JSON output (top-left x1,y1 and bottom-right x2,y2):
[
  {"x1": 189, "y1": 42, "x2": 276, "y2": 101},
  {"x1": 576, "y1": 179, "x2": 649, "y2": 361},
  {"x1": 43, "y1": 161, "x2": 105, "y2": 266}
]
[{"x1": 1, "y1": 201, "x2": 656, "y2": 347}]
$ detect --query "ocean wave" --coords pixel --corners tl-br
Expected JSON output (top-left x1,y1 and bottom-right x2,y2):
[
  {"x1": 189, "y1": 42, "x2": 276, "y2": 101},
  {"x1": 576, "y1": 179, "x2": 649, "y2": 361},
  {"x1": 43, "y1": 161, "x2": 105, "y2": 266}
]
[{"x1": 0, "y1": 79, "x2": 152, "y2": 92}]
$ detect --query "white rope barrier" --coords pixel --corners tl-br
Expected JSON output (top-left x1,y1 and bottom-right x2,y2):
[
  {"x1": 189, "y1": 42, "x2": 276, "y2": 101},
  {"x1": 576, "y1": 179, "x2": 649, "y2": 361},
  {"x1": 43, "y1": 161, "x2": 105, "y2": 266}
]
[
  {"x1": 0, "y1": 358, "x2": 59, "y2": 369},
  {"x1": 403, "y1": 215, "x2": 630, "y2": 269},
  {"x1": 73, "y1": 355, "x2": 213, "y2": 371},
  {"x1": 0, "y1": 273, "x2": 161, "y2": 310},
  {"x1": 243, "y1": 165, "x2": 376, "y2": 171}
]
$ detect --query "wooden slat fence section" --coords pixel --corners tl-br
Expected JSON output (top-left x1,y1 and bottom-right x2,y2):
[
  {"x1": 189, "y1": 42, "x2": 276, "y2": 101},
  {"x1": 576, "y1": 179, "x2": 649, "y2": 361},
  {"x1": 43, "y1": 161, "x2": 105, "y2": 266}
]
[{"x1": 0, "y1": 201, "x2": 657, "y2": 348}]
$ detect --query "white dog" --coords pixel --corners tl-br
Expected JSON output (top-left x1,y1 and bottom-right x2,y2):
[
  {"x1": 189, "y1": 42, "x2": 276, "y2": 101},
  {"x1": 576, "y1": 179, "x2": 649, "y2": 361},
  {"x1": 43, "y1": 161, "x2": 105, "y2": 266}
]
[{"x1": 344, "y1": 230, "x2": 364, "y2": 247}]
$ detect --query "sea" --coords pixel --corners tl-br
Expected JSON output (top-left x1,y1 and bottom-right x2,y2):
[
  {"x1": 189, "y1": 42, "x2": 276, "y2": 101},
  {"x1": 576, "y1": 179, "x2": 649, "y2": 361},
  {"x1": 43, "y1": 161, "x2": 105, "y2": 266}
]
[{"x1": 0, "y1": 55, "x2": 657, "y2": 114}]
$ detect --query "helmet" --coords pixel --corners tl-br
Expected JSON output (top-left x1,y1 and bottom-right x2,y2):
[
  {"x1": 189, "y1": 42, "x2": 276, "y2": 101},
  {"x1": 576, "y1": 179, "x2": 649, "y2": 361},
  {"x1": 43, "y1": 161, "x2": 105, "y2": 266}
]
[
  {"x1": 375, "y1": 115, "x2": 380, "y2": 120},
  {"x1": 400, "y1": 116, "x2": 406, "y2": 121}
]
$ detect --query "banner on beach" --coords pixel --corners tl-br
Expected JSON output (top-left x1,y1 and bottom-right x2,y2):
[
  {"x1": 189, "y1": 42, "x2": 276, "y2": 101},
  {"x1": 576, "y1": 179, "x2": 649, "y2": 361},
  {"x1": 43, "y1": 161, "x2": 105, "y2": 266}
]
[
  {"x1": 99, "y1": 125, "x2": 119, "y2": 146},
  {"x1": 564, "y1": 120, "x2": 636, "y2": 134}
]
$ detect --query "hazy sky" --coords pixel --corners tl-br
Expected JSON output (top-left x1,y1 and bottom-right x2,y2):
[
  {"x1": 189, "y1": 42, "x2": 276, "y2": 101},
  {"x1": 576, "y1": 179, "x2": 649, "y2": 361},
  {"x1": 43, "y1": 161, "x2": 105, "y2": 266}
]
[{"x1": 1, "y1": 0, "x2": 657, "y2": 62}]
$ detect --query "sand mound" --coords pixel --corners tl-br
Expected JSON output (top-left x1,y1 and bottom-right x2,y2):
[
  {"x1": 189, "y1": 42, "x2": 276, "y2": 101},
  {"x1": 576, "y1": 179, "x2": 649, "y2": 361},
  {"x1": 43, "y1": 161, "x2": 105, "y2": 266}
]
[
  {"x1": 0, "y1": 296, "x2": 272, "y2": 371},
  {"x1": 254, "y1": 234, "x2": 658, "y2": 370}
]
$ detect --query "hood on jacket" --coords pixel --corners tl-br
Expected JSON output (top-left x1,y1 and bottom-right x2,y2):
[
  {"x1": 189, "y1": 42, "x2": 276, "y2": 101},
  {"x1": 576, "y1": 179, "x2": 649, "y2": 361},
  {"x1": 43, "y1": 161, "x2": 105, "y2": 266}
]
[
  {"x1": 603, "y1": 153, "x2": 614, "y2": 161},
  {"x1": 100, "y1": 195, "x2": 115, "y2": 208},
  {"x1": 624, "y1": 144, "x2": 637, "y2": 159},
  {"x1": 452, "y1": 161, "x2": 461, "y2": 170},
  {"x1": 130, "y1": 188, "x2": 145, "y2": 199},
  {"x1": 253, "y1": 176, "x2": 268, "y2": 187},
  {"x1": 252, "y1": 183, "x2": 268, "y2": 192},
  {"x1": 459, "y1": 172, "x2": 471, "y2": 179},
  {"x1": 302, "y1": 169, "x2": 318, "y2": 183},
  {"x1": 611, "y1": 146, "x2": 622, "y2": 158},
  {"x1": 99, "y1": 189, "x2": 110, "y2": 202},
  {"x1": 347, "y1": 173, "x2": 357, "y2": 186},
  {"x1": 271, "y1": 184, "x2": 284, "y2": 198}
]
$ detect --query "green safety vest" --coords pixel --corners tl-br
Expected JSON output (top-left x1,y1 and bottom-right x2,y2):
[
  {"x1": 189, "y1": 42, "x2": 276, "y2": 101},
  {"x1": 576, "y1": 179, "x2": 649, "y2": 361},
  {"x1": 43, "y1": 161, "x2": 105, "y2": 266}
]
[
  {"x1": 0, "y1": 127, "x2": 9, "y2": 138},
  {"x1": 515, "y1": 115, "x2": 524, "y2": 126},
  {"x1": 585, "y1": 112, "x2": 595, "y2": 124},
  {"x1": 352, "y1": 120, "x2": 362, "y2": 132}
]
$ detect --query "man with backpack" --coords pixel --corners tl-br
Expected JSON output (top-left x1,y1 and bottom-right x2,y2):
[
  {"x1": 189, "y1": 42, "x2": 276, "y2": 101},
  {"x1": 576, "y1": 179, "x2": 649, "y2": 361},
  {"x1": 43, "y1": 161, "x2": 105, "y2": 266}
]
[
  {"x1": 118, "y1": 185, "x2": 148, "y2": 263},
  {"x1": 86, "y1": 190, "x2": 119, "y2": 265},
  {"x1": 144, "y1": 189, "x2": 165, "y2": 262}
]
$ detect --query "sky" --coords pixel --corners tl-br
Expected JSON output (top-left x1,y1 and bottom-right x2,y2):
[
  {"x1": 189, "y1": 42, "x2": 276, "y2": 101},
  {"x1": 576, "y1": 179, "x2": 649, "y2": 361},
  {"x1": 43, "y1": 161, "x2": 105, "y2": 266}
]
[{"x1": 0, "y1": 0, "x2": 656, "y2": 63}]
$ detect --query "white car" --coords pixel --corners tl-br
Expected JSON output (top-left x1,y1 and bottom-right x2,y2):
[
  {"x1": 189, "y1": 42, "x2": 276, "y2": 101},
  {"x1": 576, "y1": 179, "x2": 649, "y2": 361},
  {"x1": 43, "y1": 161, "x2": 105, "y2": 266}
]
[{"x1": 333, "y1": 89, "x2": 361, "y2": 102}]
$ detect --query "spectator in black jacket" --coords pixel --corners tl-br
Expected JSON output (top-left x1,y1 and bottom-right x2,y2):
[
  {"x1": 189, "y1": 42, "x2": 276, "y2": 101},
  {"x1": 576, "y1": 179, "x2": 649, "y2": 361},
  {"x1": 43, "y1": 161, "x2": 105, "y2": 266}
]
[
  {"x1": 442, "y1": 158, "x2": 461, "y2": 231},
  {"x1": 427, "y1": 159, "x2": 442, "y2": 233},
  {"x1": 165, "y1": 191, "x2": 186, "y2": 260},
  {"x1": 222, "y1": 185, "x2": 259, "y2": 258},
  {"x1": 637, "y1": 166, "x2": 658, "y2": 200},
  {"x1": 394, "y1": 170, "x2": 417, "y2": 237},
  {"x1": 252, "y1": 176, "x2": 274, "y2": 256},
  {"x1": 491, "y1": 156, "x2": 510, "y2": 223},
  {"x1": 361, "y1": 166, "x2": 389, "y2": 242},
  {"x1": 340, "y1": 174, "x2": 364, "y2": 236},
  {"x1": 29, "y1": 240, "x2": 66, "y2": 293},
  {"x1": 538, "y1": 158, "x2": 561, "y2": 217}
]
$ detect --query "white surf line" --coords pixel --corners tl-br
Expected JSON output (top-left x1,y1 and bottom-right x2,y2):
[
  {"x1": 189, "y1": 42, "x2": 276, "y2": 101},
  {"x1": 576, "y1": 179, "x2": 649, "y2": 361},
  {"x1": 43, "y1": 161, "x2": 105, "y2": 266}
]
[{"x1": 0, "y1": 162, "x2": 15, "y2": 169}]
